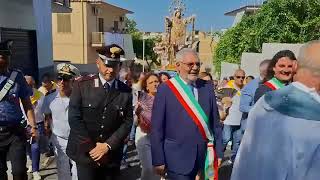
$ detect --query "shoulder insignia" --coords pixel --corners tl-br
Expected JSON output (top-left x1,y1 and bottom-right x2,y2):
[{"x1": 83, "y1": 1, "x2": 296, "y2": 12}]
[
  {"x1": 74, "y1": 76, "x2": 82, "y2": 81},
  {"x1": 10, "y1": 68, "x2": 23, "y2": 75},
  {"x1": 75, "y1": 74, "x2": 97, "y2": 82}
]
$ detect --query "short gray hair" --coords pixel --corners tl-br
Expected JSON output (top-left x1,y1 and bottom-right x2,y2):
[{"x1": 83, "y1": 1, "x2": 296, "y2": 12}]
[
  {"x1": 175, "y1": 48, "x2": 199, "y2": 62},
  {"x1": 298, "y1": 40, "x2": 320, "y2": 74}
]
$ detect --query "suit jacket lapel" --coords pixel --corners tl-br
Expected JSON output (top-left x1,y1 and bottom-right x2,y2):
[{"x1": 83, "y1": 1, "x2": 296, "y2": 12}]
[
  {"x1": 195, "y1": 79, "x2": 209, "y2": 115},
  {"x1": 94, "y1": 78, "x2": 108, "y2": 107}
]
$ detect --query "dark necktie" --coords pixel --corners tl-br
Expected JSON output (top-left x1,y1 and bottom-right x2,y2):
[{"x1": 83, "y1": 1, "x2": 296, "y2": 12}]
[{"x1": 103, "y1": 82, "x2": 110, "y2": 92}]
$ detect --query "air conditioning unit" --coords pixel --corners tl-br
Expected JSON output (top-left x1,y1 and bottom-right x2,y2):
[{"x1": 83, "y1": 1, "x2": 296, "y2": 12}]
[{"x1": 92, "y1": 7, "x2": 101, "y2": 16}]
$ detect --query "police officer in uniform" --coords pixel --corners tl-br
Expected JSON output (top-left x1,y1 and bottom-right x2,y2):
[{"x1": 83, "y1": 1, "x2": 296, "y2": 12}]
[
  {"x1": 67, "y1": 44, "x2": 133, "y2": 180},
  {"x1": 0, "y1": 40, "x2": 37, "y2": 180}
]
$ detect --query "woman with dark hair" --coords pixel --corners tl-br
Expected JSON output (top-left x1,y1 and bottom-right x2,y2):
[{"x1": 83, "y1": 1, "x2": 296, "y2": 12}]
[
  {"x1": 158, "y1": 72, "x2": 171, "y2": 83},
  {"x1": 135, "y1": 73, "x2": 161, "y2": 180},
  {"x1": 254, "y1": 50, "x2": 297, "y2": 103}
]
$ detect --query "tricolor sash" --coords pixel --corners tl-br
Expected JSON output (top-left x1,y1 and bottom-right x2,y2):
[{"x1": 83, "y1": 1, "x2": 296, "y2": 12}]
[
  {"x1": 167, "y1": 76, "x2": 218, "y2": 180},
  {"x1": 264, "y1": 77, "x2": 285, "y2": 90}
]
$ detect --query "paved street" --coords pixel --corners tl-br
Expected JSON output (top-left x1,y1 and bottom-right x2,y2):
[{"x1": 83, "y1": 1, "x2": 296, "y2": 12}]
[
  {"x1": 7, "y1": 145, "x2": 233, "y2": 180},
  {"x1": 7, "y1": 145, "x2": 142, "y2": 180}
]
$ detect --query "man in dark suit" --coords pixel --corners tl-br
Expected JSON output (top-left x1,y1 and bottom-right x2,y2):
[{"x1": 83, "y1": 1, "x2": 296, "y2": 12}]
[
  {"x1": 151, "y1": 48, "x2": 223, "y2": 180},
  {"x1": 66, "y1": 44, "x2": 133, "y2": 180}
]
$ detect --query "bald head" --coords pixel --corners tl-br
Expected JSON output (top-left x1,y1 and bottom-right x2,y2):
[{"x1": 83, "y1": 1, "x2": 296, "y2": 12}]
[
  {"x1": 233, "y1": 69, "x2": 245, "y2": 77},
  {"x1": 298, "y1": 40, "x2": 320, "y2": 75},
  {"x1": 233, "y1": 69, "x2": 246, "y2": 88},
  {"x1": 295, "y1": 41, "x2": 320, "y2": 93}
]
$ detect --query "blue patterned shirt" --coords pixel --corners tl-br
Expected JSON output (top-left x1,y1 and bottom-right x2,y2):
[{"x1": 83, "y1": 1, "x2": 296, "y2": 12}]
[{"x1": 0, "y1": 70, "x2": 32, "y2": 124}]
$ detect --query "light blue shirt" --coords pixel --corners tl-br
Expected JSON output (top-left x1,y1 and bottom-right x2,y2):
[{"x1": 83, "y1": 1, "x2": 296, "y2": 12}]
[
  {"x1": 180, "y1": 77, "x2": 199, "y2": 101},
  {"x1": 42, "y1": 91, "x2": 70, "y2": 139},
  {"x1": 239, "y1": 78, "x2": 261, "y2": 114}
]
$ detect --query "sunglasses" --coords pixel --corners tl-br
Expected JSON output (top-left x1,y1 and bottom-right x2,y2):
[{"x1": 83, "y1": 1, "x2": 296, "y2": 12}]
[
  {"x1": 57, "y1": 75, "x2": 72, "y2": 81},
  {"x1": 181, "y1": 62, "x2": 202, "y2": 68},
  {"x1": 236, "y1": 76, "x2": 245, "y2": 79}
]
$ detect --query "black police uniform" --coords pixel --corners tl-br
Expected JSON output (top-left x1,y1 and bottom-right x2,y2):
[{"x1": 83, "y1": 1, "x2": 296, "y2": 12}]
[
  {"x1": 67, "y1": 44, "x2": 133, "y2": 180},
  {"x1": 0, "y1": 40, "x2": 32, "y2": 180}
]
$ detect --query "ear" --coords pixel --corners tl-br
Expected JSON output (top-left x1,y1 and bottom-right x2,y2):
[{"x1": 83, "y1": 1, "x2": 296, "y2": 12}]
[
  {"x1": 293, "y1": 60, "x2": 298, "y2": 73},
  {"x1": 175, "y1": 61, "x2": 180, "y2": 68}
]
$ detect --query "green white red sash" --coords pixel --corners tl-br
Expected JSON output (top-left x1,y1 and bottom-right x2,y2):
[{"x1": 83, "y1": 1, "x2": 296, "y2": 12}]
[
  {"x1": 167, "y1": 76, "x2": 218, "y2": 180},
  {"x1": 264, "y1": 77, "x2": 285, "y2": 90}
]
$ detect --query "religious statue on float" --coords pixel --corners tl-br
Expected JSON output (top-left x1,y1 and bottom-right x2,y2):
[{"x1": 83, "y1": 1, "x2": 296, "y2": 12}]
[
  {"x1": 165, "y1": 8, "x2": 195, "y2": 52},
  {"x1": 153, "y1": 0, "x2": 196, "y2": 69}
]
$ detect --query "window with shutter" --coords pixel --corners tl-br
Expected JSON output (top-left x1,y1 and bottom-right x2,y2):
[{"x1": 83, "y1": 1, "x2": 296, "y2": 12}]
[
  {"x1": 98, "y1": 18, "x2": 104, "y2": 32},
  {"x1": 57, "y1": 14, "x2": 71, "y2": 33}
]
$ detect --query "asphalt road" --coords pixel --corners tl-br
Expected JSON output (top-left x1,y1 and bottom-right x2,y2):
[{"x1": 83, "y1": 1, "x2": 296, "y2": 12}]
[{"x1": 7, "y1": 145, "x2": 233, "y2": 180}]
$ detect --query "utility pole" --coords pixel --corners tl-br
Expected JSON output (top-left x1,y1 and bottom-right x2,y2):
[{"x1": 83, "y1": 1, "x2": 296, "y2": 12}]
[{"x1": 142, "y1": 32, "x2": 145, "y2": 72}]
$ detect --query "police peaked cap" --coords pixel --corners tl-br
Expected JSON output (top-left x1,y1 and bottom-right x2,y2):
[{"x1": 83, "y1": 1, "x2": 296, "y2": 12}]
[
  {"x1": 96, "y1": 44, "x2": 124, "y2": 65},
  {"x1": 56, "y1": 63, "x2": 80, "y2": 78},
  {"x1": 0, "y1": 40, "x2": 13, "y2": 56}
]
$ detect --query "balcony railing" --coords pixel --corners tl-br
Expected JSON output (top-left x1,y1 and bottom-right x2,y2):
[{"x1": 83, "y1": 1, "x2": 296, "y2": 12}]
[
  {"x1": 70, "y1": 0, "x2": 102, "y2": 3},
  {"x1": 92, "y1": 32, "x2": 104, "y2": 47},
  {"x1": 53, "y1": 0, "x2": 70, "y2": 7}
]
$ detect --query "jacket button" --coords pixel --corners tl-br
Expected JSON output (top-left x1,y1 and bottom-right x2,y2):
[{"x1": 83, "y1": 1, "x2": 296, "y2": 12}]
[
  {"x1": 100, "y1": 134, "x2": 103, "y2": 138},
  {"x1": 88, "y1": 104, "x2": 91, "y2": 107},
  {"x1": 102, "y1": 116, "x2": 105, "y2": 119},
  {"x1": 104, "y1": 107, "x2": 107, "y2": 111},
  {"x1": 101, "y1": 125, "x2": 104, "y2": 128}
]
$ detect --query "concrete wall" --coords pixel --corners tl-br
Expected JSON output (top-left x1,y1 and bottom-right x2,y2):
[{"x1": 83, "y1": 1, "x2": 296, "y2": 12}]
[
  {"x1": 241, "y1": 53, "x2": 263, "y2": 77},
  {"x1": 53, "y1": 2, "x2": 129, "y2": 64},
  {"x1": 33, "y1": 0, "x2": 54, "y2": 69},
  {"x1": 52, "y1": 2, "x2": 86, "y2": 64},
  {"x1": 221, "y1": 62, "x2": 239, "y2": 79},
  {"x1": 198, "y1": 32, "x2": 215, "y2": 73},
  {"x1": 0, "y1": 0, "x2": 36, "y2": 30},
  {"x1": 0, "y1": 0, "x2": 53, "y2": 79},
  {"x1": 240, "y1": 43, "x2": 304, "y2": 78},
  {"x1": 261, "y1": 43, "x2": 303, "y2": 60},
  {"x1": 86, "y1": 3, "x2": 127, "y2": 64}
]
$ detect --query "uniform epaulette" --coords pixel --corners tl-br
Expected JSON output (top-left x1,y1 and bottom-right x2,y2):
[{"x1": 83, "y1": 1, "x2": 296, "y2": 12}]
[
  {"x1": 10, "y1": 68, "x2": 23, "y2": 74},
  {"x1": 75, "y1": 74, "x2": 97, "y2": 82},
  {"x1": 45, "y1": 89, "x2": 56, "y2": 96}
]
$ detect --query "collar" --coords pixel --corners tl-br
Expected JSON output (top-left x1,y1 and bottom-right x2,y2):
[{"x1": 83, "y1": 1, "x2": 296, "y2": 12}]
[
  {"x1": 292, "y1": 82, "x2": 320, "y2": 103},
  {"x1": 179, "y1": 76, "x2": 196, "y2": 87},
  {"x1": 259, "y1": 76, "x2": 263, "y2": 81},
  {"x1": 99, "y1": 73, "x2": 115, "y2": 87}
]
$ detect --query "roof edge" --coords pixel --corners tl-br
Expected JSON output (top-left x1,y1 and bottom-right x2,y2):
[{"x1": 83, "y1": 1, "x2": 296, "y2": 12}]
[{"x1": 225, "y1": 5, "x2": 261, "y2": 16}]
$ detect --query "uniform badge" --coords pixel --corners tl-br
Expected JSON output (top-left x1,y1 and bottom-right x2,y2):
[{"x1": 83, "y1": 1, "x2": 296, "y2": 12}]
[{"x1": 94, "y1": 78, "x2": 99, "y2": 87}]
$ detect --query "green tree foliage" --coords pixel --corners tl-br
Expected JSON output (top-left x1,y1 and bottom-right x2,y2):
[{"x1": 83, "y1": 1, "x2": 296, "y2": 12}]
[
  {"x1": 214, "y1": 0, "x2": 320, "y2": 75},
  {"x1": 124, "y1": 17, "x2": 160, "y2": 68}
]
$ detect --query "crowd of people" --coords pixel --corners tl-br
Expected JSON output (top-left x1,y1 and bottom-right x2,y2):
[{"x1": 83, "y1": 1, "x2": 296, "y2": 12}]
[{"x1": 0, "y1": 38, "x2": 319, "y2": 180}]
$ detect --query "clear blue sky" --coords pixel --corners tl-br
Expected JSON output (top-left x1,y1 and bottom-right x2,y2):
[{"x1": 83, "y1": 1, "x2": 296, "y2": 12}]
[{"x1": 106, "y1": 0, "x2": 263, "y2": 32}]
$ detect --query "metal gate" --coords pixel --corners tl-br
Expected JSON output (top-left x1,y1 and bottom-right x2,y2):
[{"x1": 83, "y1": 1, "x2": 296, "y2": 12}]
[{"x1": 0, "y1": 28, "x2": 39, "y2": 81}]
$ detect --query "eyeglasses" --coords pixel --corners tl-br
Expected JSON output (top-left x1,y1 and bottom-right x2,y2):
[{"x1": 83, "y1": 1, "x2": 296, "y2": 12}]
[
  {"x1": 180, "y1": 62, "x2": 202, "y2": 68},
  {"x1": 235, "y1": 76, "x2": 245, "y2": 79}
]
